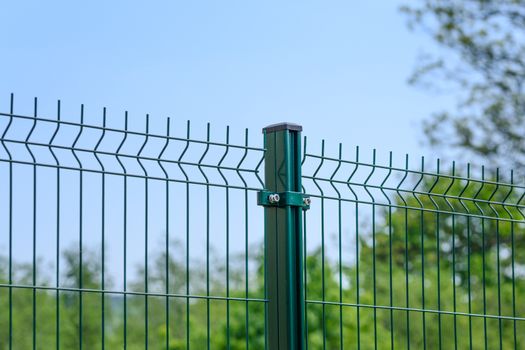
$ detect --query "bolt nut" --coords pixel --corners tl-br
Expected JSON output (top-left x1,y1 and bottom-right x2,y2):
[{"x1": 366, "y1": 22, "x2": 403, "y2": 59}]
[
  {"x1": 303, "y1": 197, "x2": 311, "y2": 206},
  {"x1": 268, "y1": 193, "x2": 280, "y2": 204}
]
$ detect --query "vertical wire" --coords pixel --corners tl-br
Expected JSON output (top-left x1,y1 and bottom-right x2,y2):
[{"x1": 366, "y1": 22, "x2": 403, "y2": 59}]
[
  {"x1": 174, "y1": 121, "x2": 192, "y2": 349},
  {"x1": 362, "y1": 149, "x2": 378, "y2": 350},
  {"x1": 495, "y1": 169, "x2": 503, "y2": 350},
  {"x1": 354, "y1": 146, "x2": 361, "y2": 350},
  {"x1": 123, "y1": 121, "x2": 127, "y2": 350},
  {"x1": 311, "y1": 140, "x2": 326, "y2": 350},
  {"x1": 510, "y1": 171, "x2": 517, "y2": 349},
  {"x1": 301, "y1": 137, "x2": 308, "y2": 350},
  {"x1": 145, "y1": 120, "x2": 149, "y2": 350},
  {"x1": 71, "y1": 104, "x2": 85, "y2": 350},
  {"x1": 419, "y1": 157, "x2": 427, "y2": 350},
  {"x1": 29, "y1": 98, "x2": 38, "y2": 350},
  {"x1": 135, "y1": 113, "x2": 151, "y2": 350},
  {"x1": 207, "y1": 127, "x2": 211, "y2": 350},
  {"x1": 402, "y1": 154, "x2": 410, "y2": 350},
  {"x1": 223, "y1": 127, "x2": 230, "y2": 350},
  {"x1": 466, "y1": 164, "x2": 473, "y2": 350},
  {"x1": 387, "y1": 152, "x2": 394, "y2": 350},
  {"x1": 77, "y1": 105, "x2": 84, "y2": 350},
  {"x1": 161, "y1": 118, "x2": 171, "y2": 350},
  {"x1": 183, "y1": 121, "x2": 191, "y2": 350},
  {"x1": 379, "y1": 150, "x2": 394, "y2": 349},
  {"x1": 435, "y1": 160, "x2": 442, "y2": 350},
  {"x1": 141, "y1": 116, "x2": 150, "y2": 350},
  {"x1": 355, "y1": 198, "x2": 360, "y2": 350},
  {"x1": 243, "y1": 129, "x2": 250, "y2": 350},
  {"x1": 451, "y1": 163, "x2": 458, "y2": 350},
  {"x1": 226, "y1": 181, "x2": 230, "y2": 349},
  {"x1": 198, "y1": 123, "x2": 211, "y2": 350},
  {"x1": 338, "y1": 194, "x2": 343, "y2": 350},
  {"x1": 372, "y1": 151, "x2": 377, "y2": 350},
  {"x1": 79, "y1": 109, "x2": 84, "y2": 350},
  {"x1": 481, "y1": 166, "x2": 488, "y2": 350},
  {"x1": 207, "y1": 167, "x2": 211, "y2": 350},
  {"x1": 318, "y1": 141, "x2": 326, "y2": 349},
  {"x1": 186, "y1": 171, "x2": 190, "y2": 350},
  {"x1": 337, "y1": 145, "x2": 343, "y2": 350},
  {"x1": 52, "y1": 100, "x2": 61, "y2": 350},
  {"x1": 444, "y1": 161, "x2": 460, "y2": 350},
  {"x1": 470, "y1": 163, "x2": 487, "y2": 350},
  {"x1": 156, "y1": 117, "x2": 171, "y2": 350},
  {"x1": 120, "y1": 112, "x2": 129, "y2": 350},
  {"x1": 328, "y1": 143, "x2": 343, "y2": 349},
  {"x1": 499, "y1": 170, "x2": 515, "y2": 349},
  {"x1": 7, "y1": 94, "x2": 13, "y2": 350},
  {"x1": 264, "y1": 134, "x2": 269, "y2": 350},
  {"x1": 195, "y1": 123, "x2": 211, "y2": 349},
  {"x1": 219, "y1": 125, "x2": 233, "y2": 349},
  {"x1": 98, "y1": 108, "x2": 107, "y2": 350},
  {"x1": 449, "y1": 163, "x2": 472, "y2": 350},
  {"x1": 322, "y1": 144, "x2": 326, "y2": 350}
]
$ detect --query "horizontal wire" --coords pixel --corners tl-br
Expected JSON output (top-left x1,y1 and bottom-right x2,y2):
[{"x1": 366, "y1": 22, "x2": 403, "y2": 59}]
[
  {"x1": 1, "y1": 138, "x2": 260, "y2": 175},
  {"x1": 305, "y1": 192, "x2": 525, "y2": 223},
  {"x1": 0, "y1": 283, "x2": 268, "y2": 303},
  {"x1": 3, "y1": 150, "x2": 513, "y2": 221},
  {"x1": 305, "y1": 299, "x2": 525, "y2": 322},
  {"x1": 304, "y1": 153, "x2": 524, "y2": 190},
  {"x1": 0, "y1": 158, "x2": 263, "y2": 191},
  {"x1": 0, "y1": 112, "x2": 265, "y2": 152},
  {"x1": 303, "y1": 175, "x2": 525, "y2": 212}
]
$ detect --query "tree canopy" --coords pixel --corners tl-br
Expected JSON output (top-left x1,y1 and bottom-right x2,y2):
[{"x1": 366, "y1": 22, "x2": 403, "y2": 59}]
[{"x1": 402, "y1": 0, "x2": 525, "y2": 169}]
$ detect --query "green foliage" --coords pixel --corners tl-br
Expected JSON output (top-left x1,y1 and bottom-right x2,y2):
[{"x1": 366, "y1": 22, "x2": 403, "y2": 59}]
[
  {"x1": 1, "y1": 178, "x2": 525, "y2": 349},
  {"x1": 401, "y1": 0, "x2": 525, "y2": 168}
]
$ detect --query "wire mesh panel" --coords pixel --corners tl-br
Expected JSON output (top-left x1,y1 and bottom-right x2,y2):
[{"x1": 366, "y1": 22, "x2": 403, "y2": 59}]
[
  {"x1": 3, "y1": 95, "x2": 525, "y2": 350},
  {"x1": 0, "y1": 95, "x2": 267, "y2": 350},
  {"x1": 301, "y1": 140, "x2": 525, "y2": 350}
]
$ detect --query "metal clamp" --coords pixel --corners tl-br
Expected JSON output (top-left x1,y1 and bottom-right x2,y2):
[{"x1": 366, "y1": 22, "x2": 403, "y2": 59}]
[{"x1": 257, "y1": 190, "x2": 311, "y2": 210}]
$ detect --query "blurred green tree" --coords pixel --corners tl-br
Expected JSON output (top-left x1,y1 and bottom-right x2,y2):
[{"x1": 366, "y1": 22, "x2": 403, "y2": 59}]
[{"x1": 401, "y1": 1, "x2": 525, "y2": 168}]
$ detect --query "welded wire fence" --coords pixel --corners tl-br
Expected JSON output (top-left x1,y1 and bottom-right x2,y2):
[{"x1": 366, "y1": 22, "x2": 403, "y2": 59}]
[
  {"x1": 1, "y1": 94, "x2": 525, "y2": 350},
  {"x1": 301, "y1": 140, "x2": 525, "y2": 349},
  {"x1": 0, "y1": 95, "x2": 266, "y2": 350}
]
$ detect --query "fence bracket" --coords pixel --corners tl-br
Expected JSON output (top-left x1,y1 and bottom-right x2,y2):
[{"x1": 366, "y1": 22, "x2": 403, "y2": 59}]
[{"x1": 257, "y1": 190, "x2": 311, "y2": 210}]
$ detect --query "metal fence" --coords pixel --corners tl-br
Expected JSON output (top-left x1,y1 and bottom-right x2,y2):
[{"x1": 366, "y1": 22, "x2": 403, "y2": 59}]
[
  {"x1": 1, "y1": 95, "x2": 524, "y2": 350},
  {"x1": 300, "y1": 142, "x2": 525, "y2": 350}
]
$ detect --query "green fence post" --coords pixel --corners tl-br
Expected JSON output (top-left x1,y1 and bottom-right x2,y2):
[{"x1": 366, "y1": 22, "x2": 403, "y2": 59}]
[{"x1": 261, "y1": 123, "x2": 307, "y2": 350}]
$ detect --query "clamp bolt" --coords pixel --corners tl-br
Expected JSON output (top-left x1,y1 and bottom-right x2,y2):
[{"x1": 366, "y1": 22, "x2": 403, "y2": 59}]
[
  {"x1": 268, "y1": 193, "x2": 280, "y2": 204},
  {"x1": 303, "y1": 197, "x2": 311, "y2": 206}
]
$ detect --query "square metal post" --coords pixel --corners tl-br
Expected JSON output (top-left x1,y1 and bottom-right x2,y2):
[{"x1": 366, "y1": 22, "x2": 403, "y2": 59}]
[{"x1": 263, "y1": 122, "x2": 305, "y2": 350}]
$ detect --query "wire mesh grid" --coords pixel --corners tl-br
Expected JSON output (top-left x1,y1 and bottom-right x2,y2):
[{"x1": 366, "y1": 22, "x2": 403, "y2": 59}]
[
  {"x1": 301, "y1": 138, "x2": 525, "y2": 350},
  {"x1": 0, "y1": 95, "x2": 267, "y2": 350},
  {"x1": 2, "y1": 94, "x2": 525, "y2": 350}
]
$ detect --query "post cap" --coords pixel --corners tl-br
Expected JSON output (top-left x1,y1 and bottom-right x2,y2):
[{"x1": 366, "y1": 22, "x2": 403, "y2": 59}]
[{"x1": 263, "y1": 122, "x2": 303, "y2": 133}]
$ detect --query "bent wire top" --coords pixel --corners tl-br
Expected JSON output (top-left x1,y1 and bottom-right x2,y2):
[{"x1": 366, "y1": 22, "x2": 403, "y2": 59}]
[
  {"x1": 0, "y1": 96, "x2": 266, "y2": 192},
  {"x1": 302, "y1": 137, "x2": 525, "y2": 223}
]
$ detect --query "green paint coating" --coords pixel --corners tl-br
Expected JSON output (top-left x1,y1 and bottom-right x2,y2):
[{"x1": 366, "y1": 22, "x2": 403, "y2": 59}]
[{"x1": 263, "y1": 126, "x2": 306, "y2": 350}]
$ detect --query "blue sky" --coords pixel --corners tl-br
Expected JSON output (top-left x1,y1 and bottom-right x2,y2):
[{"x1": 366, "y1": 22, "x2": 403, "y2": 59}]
[
  {"x1": 0, "y1": 1, "x2": 457, "y2": 282},
  {"x1": 1, "y1": 1, "x2": 454, "y2": 160}
]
